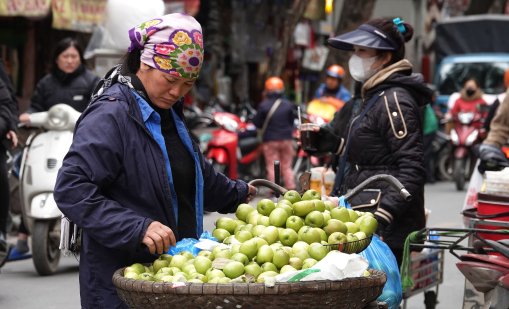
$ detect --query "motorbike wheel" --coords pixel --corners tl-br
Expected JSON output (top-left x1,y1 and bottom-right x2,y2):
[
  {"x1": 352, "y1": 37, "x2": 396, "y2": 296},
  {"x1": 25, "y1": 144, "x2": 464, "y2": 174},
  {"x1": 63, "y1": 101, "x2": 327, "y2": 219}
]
[
  {"x1": 453, "y1": 158, "x2": 466, "y2": 191},
  {"x1": 32, "y1": 219, "x2": 61, "y2": 276},
  {"x1": 437, "y1": 147, "x2": 453, "y2": 181}
]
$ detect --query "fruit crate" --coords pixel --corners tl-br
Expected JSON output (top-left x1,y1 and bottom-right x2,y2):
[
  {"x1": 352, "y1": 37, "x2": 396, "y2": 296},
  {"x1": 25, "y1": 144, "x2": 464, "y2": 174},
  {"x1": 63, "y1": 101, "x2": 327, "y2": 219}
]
[{"x1": 113, "y1": 268, "x2": 386, "y2": 309}]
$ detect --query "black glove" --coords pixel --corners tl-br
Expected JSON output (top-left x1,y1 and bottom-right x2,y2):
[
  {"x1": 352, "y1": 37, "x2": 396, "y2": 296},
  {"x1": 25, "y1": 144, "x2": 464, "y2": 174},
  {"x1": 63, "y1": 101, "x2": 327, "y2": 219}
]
[
  {"x1": 305, "y1": 125, "x2": 344, "y2": 156},
  {"x1": 477, "y1": 144, "x2": 509, "y2": 174}
]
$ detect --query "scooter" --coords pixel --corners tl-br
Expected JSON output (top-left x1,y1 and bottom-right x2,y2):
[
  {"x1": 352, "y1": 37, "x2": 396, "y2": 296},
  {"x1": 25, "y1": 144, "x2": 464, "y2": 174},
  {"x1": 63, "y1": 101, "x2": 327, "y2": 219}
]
[
  {"x1": 449, "y1": 110, "x2": 486, "y2": 191},
  {"x1": 206, "y1": 111, "x2": 265, "y2": 181},
  {"x1": 18, "y1": 104, "x2": 80, "y2": 275},
  {"x1": 457, "y1": 237, "x2": 509, "y2": 308}
]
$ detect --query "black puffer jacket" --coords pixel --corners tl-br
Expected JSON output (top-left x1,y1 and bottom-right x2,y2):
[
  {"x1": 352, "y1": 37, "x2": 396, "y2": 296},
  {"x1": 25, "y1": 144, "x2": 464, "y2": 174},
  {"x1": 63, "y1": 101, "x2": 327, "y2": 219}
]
[
  {"x1": 342, "y1": 60, "x2": 433, "y2": 250},
  {"x1": 0, "y1": 61, "x2": 18, "y2": 149},
  {"x1": 29, "y1": 65, "x2": 100, "y2": 113}
]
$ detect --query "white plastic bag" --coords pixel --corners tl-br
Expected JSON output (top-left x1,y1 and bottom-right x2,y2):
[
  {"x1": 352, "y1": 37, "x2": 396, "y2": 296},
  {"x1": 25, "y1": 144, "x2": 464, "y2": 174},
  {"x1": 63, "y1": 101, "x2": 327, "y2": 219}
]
[
  {"x1": 274, "y1": 251, "x2": 368, "y2": 283},
  {"x1": 462, "y1": 159, "x2": 483, "y2": 227},
  {"x1": 102, "y1": 0, "x2": 165, "y2": 50}
]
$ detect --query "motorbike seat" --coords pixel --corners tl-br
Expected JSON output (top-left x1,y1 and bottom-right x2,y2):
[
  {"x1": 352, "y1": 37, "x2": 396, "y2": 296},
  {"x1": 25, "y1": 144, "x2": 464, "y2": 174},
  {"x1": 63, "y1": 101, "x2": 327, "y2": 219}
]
[{"x1": 238, "y1": 136, "x2": 259, "y2": 156}]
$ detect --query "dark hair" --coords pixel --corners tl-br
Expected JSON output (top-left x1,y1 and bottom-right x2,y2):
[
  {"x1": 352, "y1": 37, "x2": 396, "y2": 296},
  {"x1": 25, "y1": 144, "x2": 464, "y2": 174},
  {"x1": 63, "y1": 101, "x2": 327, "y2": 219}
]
[
  {"x1": 51, "y1": 37, "x2": 85, "y2": 71},
  {"x1": 462, "y1": 77, "x2": 480, "y2": 88},
  {"x1": 121, "y1": 49, "x2": 142, "y2": 74},
  {"x1": 367, "y1": 18, "x2": 414, "y2": 66}
]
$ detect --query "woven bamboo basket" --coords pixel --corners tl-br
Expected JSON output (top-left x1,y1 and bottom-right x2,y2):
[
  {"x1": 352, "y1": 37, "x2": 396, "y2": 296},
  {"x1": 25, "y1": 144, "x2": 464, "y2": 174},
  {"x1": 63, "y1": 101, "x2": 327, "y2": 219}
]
[{"x1": 113, "y1": 268, "x2": 386, "y2": 309}]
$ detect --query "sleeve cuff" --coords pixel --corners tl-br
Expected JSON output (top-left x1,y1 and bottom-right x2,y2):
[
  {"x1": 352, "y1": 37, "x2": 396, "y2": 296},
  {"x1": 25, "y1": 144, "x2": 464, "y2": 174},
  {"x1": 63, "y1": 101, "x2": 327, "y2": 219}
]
[
  {"x1": 335, "y1": 138, "x2": 345, "y2": 155},
  {"x1": 374, "y1": 208, "x2": 393, "y2": 226}
]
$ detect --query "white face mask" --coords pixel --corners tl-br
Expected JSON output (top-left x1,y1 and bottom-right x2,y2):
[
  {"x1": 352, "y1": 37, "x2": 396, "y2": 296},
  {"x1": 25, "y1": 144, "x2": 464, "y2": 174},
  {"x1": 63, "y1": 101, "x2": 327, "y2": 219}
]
[{"x1": 348, "y1": 54, "x2": 379, "y2": 82}]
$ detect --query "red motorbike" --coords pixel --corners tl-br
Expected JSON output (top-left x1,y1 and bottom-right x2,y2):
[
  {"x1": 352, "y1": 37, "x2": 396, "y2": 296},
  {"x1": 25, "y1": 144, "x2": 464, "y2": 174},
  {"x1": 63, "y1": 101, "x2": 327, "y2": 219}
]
[
  {"x1": 206, "y1": 111, "x2": 265, "y2": 181},
  {"x1": 449, "y1": 109, "x2": 486, "y2": 191}
]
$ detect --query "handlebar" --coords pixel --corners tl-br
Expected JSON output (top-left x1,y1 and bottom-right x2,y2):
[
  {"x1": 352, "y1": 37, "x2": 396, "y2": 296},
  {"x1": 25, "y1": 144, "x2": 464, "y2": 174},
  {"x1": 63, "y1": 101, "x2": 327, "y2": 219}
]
[
  {"x1": 248, "y1": 179, "x2": 288, "y2": 195},
  {"x1": 343, "y1": 174, "x2": 412, "y2": 202}
]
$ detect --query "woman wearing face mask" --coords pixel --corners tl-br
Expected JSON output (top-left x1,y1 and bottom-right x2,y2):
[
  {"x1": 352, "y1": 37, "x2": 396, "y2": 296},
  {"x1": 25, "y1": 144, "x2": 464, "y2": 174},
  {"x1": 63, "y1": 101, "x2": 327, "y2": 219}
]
[
  {"x1": 305, "y1": 18, "x2": 433, "y2": 266},
  {"x1": 446, "y1": 78, "x2": 487, "y2": 132}
]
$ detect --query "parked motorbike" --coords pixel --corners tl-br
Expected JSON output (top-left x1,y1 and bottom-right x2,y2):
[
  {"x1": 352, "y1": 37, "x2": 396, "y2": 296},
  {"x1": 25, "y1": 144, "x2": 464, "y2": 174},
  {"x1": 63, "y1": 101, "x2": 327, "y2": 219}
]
[
  {"x1": 434, "y1": 130, "x2": 453, "y2": 181},
  {"x1": 206, "y1": 110, "x2": 265, "y2": 181},
  {"x1": 18, "y1": 104, "x2": 80, "y2": 275},
  {"x1": 449, "y1": 110, "x2": 486, "y2": 190}
]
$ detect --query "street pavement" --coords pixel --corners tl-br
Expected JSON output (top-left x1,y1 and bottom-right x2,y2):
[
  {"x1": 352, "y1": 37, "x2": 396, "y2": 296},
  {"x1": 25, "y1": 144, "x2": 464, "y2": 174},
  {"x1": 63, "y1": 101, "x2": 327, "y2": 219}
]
[{"x1": 0, "y1": 181, "x2": 471, "y2": 308}]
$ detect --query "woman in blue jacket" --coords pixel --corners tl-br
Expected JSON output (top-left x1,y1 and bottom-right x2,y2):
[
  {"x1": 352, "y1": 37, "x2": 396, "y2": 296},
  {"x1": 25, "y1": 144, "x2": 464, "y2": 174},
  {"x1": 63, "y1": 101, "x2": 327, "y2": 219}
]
[{"x1": 54, "y1": 14, "x2": 256, "y2": 309}]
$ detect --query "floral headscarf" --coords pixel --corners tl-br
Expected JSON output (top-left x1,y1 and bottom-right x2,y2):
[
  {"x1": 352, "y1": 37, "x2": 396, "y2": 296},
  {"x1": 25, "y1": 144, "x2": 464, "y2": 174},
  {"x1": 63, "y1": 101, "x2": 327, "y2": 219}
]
[{"x1": 128, "y1": 13, "x2": 204, "y2": 79}]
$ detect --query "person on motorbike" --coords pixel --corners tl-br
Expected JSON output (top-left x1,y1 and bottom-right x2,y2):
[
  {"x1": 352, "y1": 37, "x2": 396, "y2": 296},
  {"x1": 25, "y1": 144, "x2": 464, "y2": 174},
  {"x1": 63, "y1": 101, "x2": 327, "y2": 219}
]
[
  {"x1": 0, "y1": 59, "x2": 18, "y2": 267},
  {"x1": 445, "y1": 77, "x2": 487, "y2": 133},
  {"x1": 253, "y1": 76, "x2": 297, "y2": 190},
  {"x1": 314, "y1": 64, "x2": 351, "y2": 103},
  {"x1": 19, "y1": 37, "x2": 100, "y2": 123},
  {"x1": 305, "y1": 17, "x2": 433, "y2": 266},
  {"x1": 8, "y1": 38, "x2": 101, "y2": 261},
  {"x1": 53, "y1": 13, "x2": 256, "y2": 308}
]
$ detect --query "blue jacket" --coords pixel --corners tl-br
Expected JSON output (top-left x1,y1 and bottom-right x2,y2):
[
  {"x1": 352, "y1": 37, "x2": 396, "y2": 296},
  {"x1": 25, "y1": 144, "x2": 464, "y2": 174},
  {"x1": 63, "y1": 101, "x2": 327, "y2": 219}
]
[
  {"x1": 314, "y1": 84, "x2": 351, "y2": 102},
  {"x1": 252, "y1": 94, "x2": 296, "y2": 142},
  {"x1": 54, "y1": 83, "x2": 248, "y2": 309}
]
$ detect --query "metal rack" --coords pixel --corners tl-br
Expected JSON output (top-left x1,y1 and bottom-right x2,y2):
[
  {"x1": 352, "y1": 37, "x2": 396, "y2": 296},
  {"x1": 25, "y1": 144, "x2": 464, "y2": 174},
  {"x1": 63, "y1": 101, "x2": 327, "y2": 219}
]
[{"x1": 402, "y1": 227, "x2": 509, "y2": 309}]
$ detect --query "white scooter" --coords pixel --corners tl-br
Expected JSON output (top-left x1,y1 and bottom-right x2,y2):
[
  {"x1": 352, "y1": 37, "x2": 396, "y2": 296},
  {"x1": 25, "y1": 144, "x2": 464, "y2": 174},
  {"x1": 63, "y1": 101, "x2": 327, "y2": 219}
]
[{"x1": 18, "y1": 104, "x2": 80, "y2": 275}]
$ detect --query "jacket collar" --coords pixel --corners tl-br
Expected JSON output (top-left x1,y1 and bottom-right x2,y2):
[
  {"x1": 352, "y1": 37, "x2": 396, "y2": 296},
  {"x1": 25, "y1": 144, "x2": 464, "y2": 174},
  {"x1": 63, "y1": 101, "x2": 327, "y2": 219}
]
[{"x1": 362, "y1": 59, "x2": 413, "y2": 97}]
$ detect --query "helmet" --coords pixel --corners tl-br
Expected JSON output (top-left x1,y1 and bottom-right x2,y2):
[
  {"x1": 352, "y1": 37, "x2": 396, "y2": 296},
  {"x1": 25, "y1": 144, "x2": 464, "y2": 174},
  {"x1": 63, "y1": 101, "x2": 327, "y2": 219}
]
[
  {"x1": 326, "y1": 65, "x2": 345, "y2": 79},
  {"x1": 264, "y1": 77, "x2": 284, "y2": 93}
]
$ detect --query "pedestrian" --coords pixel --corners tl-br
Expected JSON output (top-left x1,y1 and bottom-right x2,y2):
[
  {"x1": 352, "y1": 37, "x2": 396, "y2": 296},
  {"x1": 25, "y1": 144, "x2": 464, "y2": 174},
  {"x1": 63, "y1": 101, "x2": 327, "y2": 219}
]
[
  {"x1": 53, "y1": 13, "x2": 256, "y2": 309},
  {"x1": 0, "y1": 59, "x2": 18, "y2": 267},
  {"x1": 253, "y1": 77, "x2": 296, "y2": 189},
  {"x1": 309, "y1": 17, "x2": 433, "y2": 266},
  {"x1": 9, "y1": 37, "x2": 100, "y2": 261}
]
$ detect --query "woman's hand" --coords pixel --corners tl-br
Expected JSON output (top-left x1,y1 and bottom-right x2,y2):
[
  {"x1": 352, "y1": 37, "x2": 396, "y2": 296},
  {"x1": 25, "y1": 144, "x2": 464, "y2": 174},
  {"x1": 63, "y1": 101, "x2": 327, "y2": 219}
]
[
  {"x1": 5, "y1": 130, "x2": 18, "y2": 148},
  {"x1": 19, "y1": 113, "x2": 30, "y2": 125},
  {"x1": 142, "y1": 221, "x2": 176, "y2": 255}
]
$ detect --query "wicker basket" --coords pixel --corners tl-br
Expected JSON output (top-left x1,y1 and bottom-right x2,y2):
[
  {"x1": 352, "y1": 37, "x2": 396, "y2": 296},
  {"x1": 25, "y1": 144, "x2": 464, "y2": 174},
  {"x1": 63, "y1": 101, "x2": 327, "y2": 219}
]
[{"x1": 113, "y1": 268, "x2": 386, "y2": 309}]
